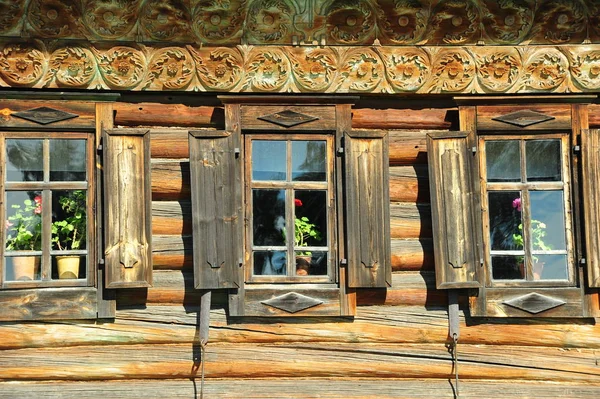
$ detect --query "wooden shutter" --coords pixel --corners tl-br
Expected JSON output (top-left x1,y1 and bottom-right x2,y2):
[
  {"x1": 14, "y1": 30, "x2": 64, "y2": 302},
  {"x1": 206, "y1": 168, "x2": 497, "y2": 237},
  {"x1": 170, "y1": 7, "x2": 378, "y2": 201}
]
[
  {"x1": 103, "y1": 128, "x2": 152, "y2": 288},
  {"x1": 344, "y1": 130, "x2": 391, "y2": 288},
  {"x1": 581, "y1": 129, "x2": 600, "y2": 287},
  {"x1": 189, "y1": 130, "x2": 242, "y2": 289},
  {"x1": 426, "y1": 131, "x2": 480, "y2": 289}
]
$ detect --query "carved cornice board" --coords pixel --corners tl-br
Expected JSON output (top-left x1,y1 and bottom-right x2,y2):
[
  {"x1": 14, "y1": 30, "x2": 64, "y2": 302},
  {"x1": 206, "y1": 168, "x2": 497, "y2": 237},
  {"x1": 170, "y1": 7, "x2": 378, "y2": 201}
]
[{"x1": 1, "y1": 41, "x2": 600, "y2": 94}]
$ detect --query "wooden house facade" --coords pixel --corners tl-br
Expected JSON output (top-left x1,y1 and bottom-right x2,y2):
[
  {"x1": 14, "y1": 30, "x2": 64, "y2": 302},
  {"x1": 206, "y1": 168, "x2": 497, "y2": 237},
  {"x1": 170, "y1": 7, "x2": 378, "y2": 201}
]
[{"x1": 1, "y1": 1, "x2": 600, "y2": 398}]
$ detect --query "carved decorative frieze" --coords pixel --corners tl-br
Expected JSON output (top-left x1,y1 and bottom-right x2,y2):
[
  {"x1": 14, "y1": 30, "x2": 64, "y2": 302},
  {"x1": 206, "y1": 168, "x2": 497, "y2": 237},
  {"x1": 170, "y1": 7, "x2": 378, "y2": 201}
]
[
  {"x1": 1, "y1": 41, "x2": 600, "y2": 94},
  {"x1": 0, "y1": 0, "x2": 597, "y2": 46}
]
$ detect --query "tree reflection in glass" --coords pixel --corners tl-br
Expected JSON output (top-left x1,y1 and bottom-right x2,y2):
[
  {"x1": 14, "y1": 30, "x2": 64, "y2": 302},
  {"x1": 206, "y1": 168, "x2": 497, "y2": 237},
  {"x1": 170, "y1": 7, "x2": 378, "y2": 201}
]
[{"x1": 6, "y1": 139, "x2": 43, "y2": 182}]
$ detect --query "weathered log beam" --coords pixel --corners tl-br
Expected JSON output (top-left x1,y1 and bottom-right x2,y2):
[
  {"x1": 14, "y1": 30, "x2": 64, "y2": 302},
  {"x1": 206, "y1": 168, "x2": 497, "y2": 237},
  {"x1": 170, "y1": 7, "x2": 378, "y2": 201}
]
[
  {"x1": 114, "y1": 103, "x2": 224, "y2": 129},
  {"x1": 0, "y1": 342, "x2": 598, "y2": 382},
  {"x1": 151, "y1": 235, "x2": 432, "y2": 272},
  {"x1": 0, "y1": 379, "x2": 598, "y2": 399}
]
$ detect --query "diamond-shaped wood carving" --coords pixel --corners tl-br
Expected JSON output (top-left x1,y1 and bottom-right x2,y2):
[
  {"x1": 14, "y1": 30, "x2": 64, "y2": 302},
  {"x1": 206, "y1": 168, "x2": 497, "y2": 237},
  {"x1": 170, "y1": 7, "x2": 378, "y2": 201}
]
[
  {"x1": 492, "y1": 110, "x2": 555, "y2": 127},
  {"x1": 258, "y1": 110, "x2": 319, "y2": 128},
  {"x1": 12, "y1": 107, "x2": 79, "y2": 125},
  {"x1": 261, "y1": 292, "x2": 323, "y2": 313},
  {"x1": 503, "y1": 292, "x2": 566, "y2": 314}
]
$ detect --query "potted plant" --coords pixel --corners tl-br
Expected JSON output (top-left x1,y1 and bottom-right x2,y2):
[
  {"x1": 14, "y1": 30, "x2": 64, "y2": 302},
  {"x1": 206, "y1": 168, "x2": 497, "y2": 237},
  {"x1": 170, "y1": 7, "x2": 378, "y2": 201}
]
[
  {"x1": 52, "y1": 190, "x2": 86, "y2": 279},
  {"x1": 293, "y1": 199, "x2": 322, "y2": 275},
  {"x1": 5, "y1": 195, "x2": 42, "y2": 280}
]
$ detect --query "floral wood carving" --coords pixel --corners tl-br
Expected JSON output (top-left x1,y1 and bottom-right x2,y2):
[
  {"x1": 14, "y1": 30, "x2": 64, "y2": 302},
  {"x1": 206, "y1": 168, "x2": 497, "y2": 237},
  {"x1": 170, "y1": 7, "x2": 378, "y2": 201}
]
[
  {"x1": 428, "y1": 0, "x2": 480, "y2": 45},
  {"x1": 83, "y1": 0, "x2": 139, "y2": 40},
  {"x1": 144, "y1": 46, "x2": 194, "y2": 90},
  {"x1": 0, "y1": 0, "x2": 26, "y2": 35},
  {"x1": 376, "y1": 0, "x2": 429, "y2": 45},
  {"x1": 49, "y1": 46, "x2": 96, "y2": 88},
  {"x1": 481, "y1": 0, "x2": 534, "y2": 45},
  {"x1": 530, "y1": 0, "x2": 587, "y2": 44},
  {"x1": 0, "y1": 0, "x2": 598, "y2": 45},
  {"x1": 324, "y1": 0, "x2": 376, "y2": 45},
  {"x1": 0, "y1": 42, "x2": 45, "y2": 86},
  {"x1": 140, "y1": 0, "x2": 192, "y2": 42},
  {"x1": 246, "y1": 0, "x2": 295, "y2": 44},
  {"x1": 192, "y1": 0, "x2": 246, "y2": 44},
  {"x1": 95, "y1": 46, "x2": 146, "y2": 90},
  {"x1": 26, "y1": 0, "x2": 83, "y2": 38},
  {"x1": 1, "y1": 41, "x2": 600, "y2": 94},
  {"x1": 475, "y1": 49, "x2": 521, "y2": 92},
  {"x1": 189, "y1": 46, "x2": 243, "y2": 91}
]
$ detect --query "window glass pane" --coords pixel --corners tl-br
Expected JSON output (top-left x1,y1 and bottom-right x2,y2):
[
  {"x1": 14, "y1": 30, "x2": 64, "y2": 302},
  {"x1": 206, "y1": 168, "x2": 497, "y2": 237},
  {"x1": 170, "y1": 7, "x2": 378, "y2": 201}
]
[
  {"x1": 526, "y1": 140, "x2": 561, "y2": 182},
  {"x1": 530, "y1": 191, "x2": 566, "y2": 250},
  {"x1": 254, "y1": 250, "x2": 286, "y2": 276},
  {"x1": 52, "y1": 255, "x2": 86, "y2": 280},
  {"x1": 292, "y1": 141, "x2": 326, "y2": 181},
  {"x1": 6, "y1": 139, "x2": 43, "y2": 181},
  {"x1": 252, "y1": 141, "x2": 286, "y2": 181},
  {"x1": 533, "y1": 254, "x2": 568, "y2": 280},
  {"x1": 294, "y1": 190, "x2": 327, "y2": 248},
  {"x1": 5, "y1": 191, "x2": 42, "y2": 251},
  {"x1": 253, "y1": 189, "x2": 285, "y2": 246},
  {"x1": 5, "y1": 255, "x2": 41, "y2": 281},
  {"x1": 52, "y1": 190, "x2": 87, "y2": 251},
  {"x1": 491, "y1": 255, "x2": 525, "y2": 280},
  {"x1": 50, "y1": 140, "x2": 87, "y2": 181},
  {"x1": 486, "y1": 141, "x2": 521, "y2": 182},
  {"x1": 295, "y1": 251, "x2": 327, "y2": 276},
  {"x1": 488, "y1": 191, "x2": 522, "y2": 251}
]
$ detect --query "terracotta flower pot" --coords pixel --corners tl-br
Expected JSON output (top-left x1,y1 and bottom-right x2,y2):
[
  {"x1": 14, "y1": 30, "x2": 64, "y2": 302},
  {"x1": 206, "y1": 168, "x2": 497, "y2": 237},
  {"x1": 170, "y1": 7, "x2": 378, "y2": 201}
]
[
  {"x1": 296, "y1": 255, "x2": 311, "y2": 276},
  {"x1": 57, "y1": 256, "x2": 80, "y2": 279},
  {"x1": 12, "y1": 256, "x2": 40, "y2": 281}
]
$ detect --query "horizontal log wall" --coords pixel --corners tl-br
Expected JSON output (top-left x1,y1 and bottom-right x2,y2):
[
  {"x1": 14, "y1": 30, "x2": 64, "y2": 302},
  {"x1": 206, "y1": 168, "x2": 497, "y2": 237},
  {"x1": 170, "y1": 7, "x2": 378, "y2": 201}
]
[{"x1": 1, "y1": 100, "x2": 599, "y2": 398}]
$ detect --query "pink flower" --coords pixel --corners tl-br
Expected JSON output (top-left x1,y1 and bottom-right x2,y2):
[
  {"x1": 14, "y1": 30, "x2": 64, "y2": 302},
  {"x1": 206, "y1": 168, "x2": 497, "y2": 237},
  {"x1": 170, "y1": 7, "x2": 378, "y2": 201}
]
[
  {"x1": 294, "y1": 199, "x2": 303, "y2": 207},
  {"x1": 512, "y1": 197, "x2": 522, "y2": 212},
  {"x1": 5, "y1": 220, "x2": 13, "y2": 229},
  {"x1": 34, "y1": 195, "x2": 42, "y2": 214}
]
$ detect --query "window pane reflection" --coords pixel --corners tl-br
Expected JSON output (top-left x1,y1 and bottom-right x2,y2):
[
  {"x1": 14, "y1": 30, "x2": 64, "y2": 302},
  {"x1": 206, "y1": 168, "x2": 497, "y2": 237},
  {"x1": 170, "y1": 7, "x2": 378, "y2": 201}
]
[
  {"x1": 6, "y1": 139, "x2": 43, "y2": 182},
  {"x1": 254, "y1": 251, "x2": 287, "y2": 275},
  {"x1": 252, "y1": 189, "x2": 285, "y2": 246},
  {"x1": 533, "y1": 254, "x2": 568, "y2": 280},
  {"x1": 294, "y1": 190, "x2": 327, "y2": 248},
  {"x1": 486, "y1": 141, "x2": 520, "y2": 182},
  {"x1": 292, "y1": 141, "x2": 326, "y2": 181},
  {"x1": 5, "y1": 256, "x2": 41, "y2": 281},
  {"x1": 530, "y1": 191, "x2": 566, "y2": 251},
  {"x1": 526, "y1": 140, "x2": 561, "y2": 182},
  {"x1": 5, "y1": 191, "x2": 42, "y2": 251},
  {"x1": 295, "y1": 251, "x2": 327, "y2": 276},
  {"x1": 488, "y1": 191, "x2": 522, "y2": 251},
  {"x1": 492, "y1": 255, "x2": 524, "y2": 280},
  {"x1": 50, "y1": 140, "x2": 86, "y2": 181},
  {"x1": 252, "y1": 141, "x2": 286, "y2": 181}
]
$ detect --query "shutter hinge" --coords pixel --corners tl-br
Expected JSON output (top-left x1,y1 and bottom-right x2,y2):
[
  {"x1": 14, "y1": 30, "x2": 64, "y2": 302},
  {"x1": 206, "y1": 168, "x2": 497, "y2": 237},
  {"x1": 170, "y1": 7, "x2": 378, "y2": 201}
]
[
  {"x1": 580, "y1": 258, "x2": 586, "y2": 266},
  {"x1": 480, "y1": 258, "x2": 484, "y2": 266},
  {"x1": 97, "y1": 144, "x2": 103, "y2": 154},
  {"x1": 340, "y1": 258, "x2": 348, "y2": 266},
  {"x1": 472, "y1": 146, "x2": 477, "y2": 154},
  {"x1": 234, "y1": 148, "x2": 240, "y2": 158},
  {"x1": 337, "y1": 147, "x2": 344, "y2": 156},
  {"x1": 573, "y1": 145, "x2": 581, "y2": 154}
]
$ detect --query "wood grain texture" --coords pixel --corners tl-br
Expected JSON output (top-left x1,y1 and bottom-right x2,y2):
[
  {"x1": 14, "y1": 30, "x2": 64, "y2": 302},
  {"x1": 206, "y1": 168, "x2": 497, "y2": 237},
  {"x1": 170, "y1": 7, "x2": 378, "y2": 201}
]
[
  {"x1": 0, "y1": 100, "x2": 96, "y2": 131},
  {"x1": 582, "y1": 129, "x2": 600, "y2": 288},
  {"x1": 114, "y1": 104, "x2": 224, "y2": 129},
  {"x1": 1, "y1": 379, "x2": 599, "y2": 399}
]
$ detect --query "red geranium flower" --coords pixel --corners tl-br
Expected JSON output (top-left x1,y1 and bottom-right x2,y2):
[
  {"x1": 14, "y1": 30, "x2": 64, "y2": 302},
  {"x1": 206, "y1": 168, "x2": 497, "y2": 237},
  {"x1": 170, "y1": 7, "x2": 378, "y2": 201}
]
[{"x1": 294, "y1": 199, "x2": 303, "y2": 207}]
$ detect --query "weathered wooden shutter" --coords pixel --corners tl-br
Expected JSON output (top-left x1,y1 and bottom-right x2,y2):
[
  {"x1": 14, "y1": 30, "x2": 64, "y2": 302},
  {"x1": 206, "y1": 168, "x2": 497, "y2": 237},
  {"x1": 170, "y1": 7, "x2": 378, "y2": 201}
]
[
  {"x1": 426, "y1": 131, "x2": 480, "y2": 289},
  {"x1": 344, "y1": 130, "x2": 392, "y2": 288},
  {"x1": 581, "y1": 129, "x2": 600, "y2": 287},
  {"x1": 103, "y1": 128, "x2": 152, "y2": 288},
  {"x1": 189, "y1": 130, "x2": 242, "y2": 289}
]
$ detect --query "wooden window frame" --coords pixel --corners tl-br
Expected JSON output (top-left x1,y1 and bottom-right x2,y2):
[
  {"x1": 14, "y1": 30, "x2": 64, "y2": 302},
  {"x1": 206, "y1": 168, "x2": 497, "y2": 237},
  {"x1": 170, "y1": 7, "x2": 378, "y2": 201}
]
[
  {"x1": 244, "y1": 133, "x2": 337, "y2": 285},
  {"x1": 479, "y1": 133, "x2": 576, "y2": 289},
  {"x1": 0, "y1": 131, "x2": 96, "y2": 290}
]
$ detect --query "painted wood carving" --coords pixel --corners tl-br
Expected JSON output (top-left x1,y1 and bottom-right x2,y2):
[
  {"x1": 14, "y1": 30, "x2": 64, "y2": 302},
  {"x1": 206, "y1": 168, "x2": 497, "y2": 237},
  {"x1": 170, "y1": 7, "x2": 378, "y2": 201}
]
[
  {"x1": 1, "y1": 41, "x2": 600, "y2": 94},
  {"x1": 0, "y1": 0, "x2": 596, "y2": 45}
]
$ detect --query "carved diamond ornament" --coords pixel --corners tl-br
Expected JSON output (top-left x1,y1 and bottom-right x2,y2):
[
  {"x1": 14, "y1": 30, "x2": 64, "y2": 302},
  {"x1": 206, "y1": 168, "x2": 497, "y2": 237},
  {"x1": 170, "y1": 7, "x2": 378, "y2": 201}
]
[
  {"x1": 492, "y1": 110, "x2": 555, "y2": 128},
  {"x1": 503, "y1": 292, "x2": 566, "y2": 314},
  {"x1": 258, "y1": 110, "x2": 319, "y2": 128},
  {"x1": 12, "y1": 107, "x2": 79, "y2": 125},
  {"x1": 261, "y1": 292, "x2": 323, "y2": 313}
]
